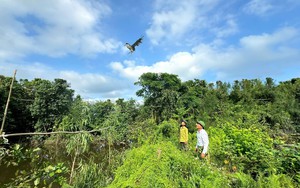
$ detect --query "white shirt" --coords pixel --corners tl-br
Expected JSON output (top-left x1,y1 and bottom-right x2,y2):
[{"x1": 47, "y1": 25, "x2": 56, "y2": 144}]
[{"x1": 196, "y1": 129, "x2": 209, "y2": 154}]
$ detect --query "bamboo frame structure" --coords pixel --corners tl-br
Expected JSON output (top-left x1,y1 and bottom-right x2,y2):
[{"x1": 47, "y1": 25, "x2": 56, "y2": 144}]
[
  {"x1": 0, "y1": 70, "x2": 17, "y2": 135},
  {"x1": 0, "y1": 127, "x2": 111, "y2": 138}
]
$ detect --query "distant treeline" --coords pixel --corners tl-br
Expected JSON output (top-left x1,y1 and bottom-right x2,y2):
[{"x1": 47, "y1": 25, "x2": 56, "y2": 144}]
[{"x1": 1, "y1": 73, "x2": 299, "y2": 136}]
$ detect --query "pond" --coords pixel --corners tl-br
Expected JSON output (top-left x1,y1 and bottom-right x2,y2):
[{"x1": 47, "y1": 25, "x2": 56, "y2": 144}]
[{"x1": 0, "y1": 138, "x2": 129, "y2": 187}]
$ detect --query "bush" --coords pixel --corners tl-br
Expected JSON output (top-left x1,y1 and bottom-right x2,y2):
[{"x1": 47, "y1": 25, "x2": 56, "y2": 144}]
[
  {"x1": 276, "y1": 143, "x2": 300, "y2": 184},
  {"x1": 209, "y1": 120, "x2": 278, "y2": 177},
  {"x1": 127, "y1": 118, "x2": 157, "y2": 146},
  {"x1": 257, "y1": 173, "x2": 296, "y2": 188},
  {"x1": 108, "y1": 141, "x2": 229, "y2": 188},
  {"x1": 230, "y1": 173, "x2": 257, "y2": 188},
  {"x1": 230, "y1": 173, "x2": 296, "y2": 188},
  {"x1": 156, "y1": 120, "x2": 180, "y2": 143},
  {"x1": 70, "y1": 161, "x2": 110, "y2": 188}
]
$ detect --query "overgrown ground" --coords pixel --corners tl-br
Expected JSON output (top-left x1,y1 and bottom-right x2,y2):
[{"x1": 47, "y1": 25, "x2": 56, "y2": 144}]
[{"x1": 1, "y1": 118, "x2": 299, "y2": 187}]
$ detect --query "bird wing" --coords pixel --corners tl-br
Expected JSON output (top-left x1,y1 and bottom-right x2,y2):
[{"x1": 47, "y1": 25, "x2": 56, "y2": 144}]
[
  {"x1": 125, "y1": 43, "x2": 131, "y2": 49},
  {"x1": 125, "y1": 43, "x2": 134, "y2": 52},
  {"x1": 132, "y1": 36, "x2": 143, "y2": 47}
]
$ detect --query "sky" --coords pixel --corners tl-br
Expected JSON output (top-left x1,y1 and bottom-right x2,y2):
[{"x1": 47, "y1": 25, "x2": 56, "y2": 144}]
[{"x1": 1, "y1": 0, "x2": 300, "y2": 101}]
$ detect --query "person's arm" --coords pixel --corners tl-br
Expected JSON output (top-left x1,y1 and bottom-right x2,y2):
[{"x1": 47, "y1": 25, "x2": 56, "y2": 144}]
[
  {"x1": 179, "y1": 128, "x2": 181, "y2": 142},
  {"x1": 195, "y1": 132, "x2": 198, "y2": 151},
  {"x1": 202, "y1": 132, "x2": 209, "y2": 154},
  {"x1": 184, "y1": 128, "x2": 188, "y2": 143}
]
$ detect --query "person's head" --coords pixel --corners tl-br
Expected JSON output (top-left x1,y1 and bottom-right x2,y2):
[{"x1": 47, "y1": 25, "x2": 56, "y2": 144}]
[
  {"x1": 181, "y1": 120, "x2": 187, "y2": 127},
  {"x1": 196, "y1": 120, "x2": 205, "y2": 130}
]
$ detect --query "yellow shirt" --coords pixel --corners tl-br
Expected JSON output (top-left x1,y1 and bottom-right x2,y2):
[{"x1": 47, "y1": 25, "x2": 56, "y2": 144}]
[{"x1": 180, "y1": 126, "x2": 188, "y2": 142}]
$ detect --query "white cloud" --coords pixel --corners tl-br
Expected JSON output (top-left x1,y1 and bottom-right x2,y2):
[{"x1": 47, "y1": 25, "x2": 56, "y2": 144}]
[
  {"x1": 0, "y1": 61, "x2": 133, "y2": 99},
  {"x1": 243, "y1": 0, "x2": 300, "y2": 17},
  {"x1": 59, "y1": 70, "x2": 135, "y2": 99},
  {"x1": 0, "y1": 61, "x2": 59, "y2": 80},
  {"x1": 213, "y1": 16, "x2": 238, "y2": 38},
  {"x1": 240, "y1": 27, "x2": 298, "y2": 49},
  {"x1": 0, "y1": 0, "x2": 120, "y2": 59},
  {"x1": 146, "y1": 1, "x2": 198, "y2": 45},
  {"x1": 111, "y1": 51, "x2": 210, "y2": 81},
  {"x1": 243, "y1": 0, "x2": 274, "y2": 16},
  {"x1": 112, "y1": 27, "x2": 300, "y2": 82},
  {"x1": 59, "y1": 71, "x2": 129, "y2": 94},
  {"x1": 146, "y1": 0, "x2": 240, "y2": 45}
]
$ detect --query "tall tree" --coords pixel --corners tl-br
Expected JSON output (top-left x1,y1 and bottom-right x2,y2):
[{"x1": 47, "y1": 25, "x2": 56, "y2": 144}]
[
  {"x1": 135, "y1": 73, "x2": 182, "y2": 123},
  {"x1": 29, "y1": 78, "x2": 74, "y2": 132},
  {"x1": 177, "y1": 79, "x2": 208, "y2": 121},
  {"x1": 0, "y1": 76, "x2": 34, "y2": 134},
  {"x1": 90, "y1": 99, "x2": 114, "y2": 128}
]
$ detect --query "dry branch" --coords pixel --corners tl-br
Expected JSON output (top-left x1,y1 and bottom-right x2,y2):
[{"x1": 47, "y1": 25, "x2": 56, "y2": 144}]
[{"x1": 0, "y1": 127, "x2": 110, "y2": 138}]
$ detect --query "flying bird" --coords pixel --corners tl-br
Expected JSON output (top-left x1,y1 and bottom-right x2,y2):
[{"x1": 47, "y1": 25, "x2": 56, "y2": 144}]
[{"x1": 125, "y1": 36, "x2": 143, "y2": 53}]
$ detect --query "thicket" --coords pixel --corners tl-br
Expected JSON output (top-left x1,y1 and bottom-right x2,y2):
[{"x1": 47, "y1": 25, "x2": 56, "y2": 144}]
[
  {"x1": 0, "y1": 73, "x2": 299, "y2": 187},
  {"x1": 109, "y1": 120, "x2": 296, "y2": 188}
]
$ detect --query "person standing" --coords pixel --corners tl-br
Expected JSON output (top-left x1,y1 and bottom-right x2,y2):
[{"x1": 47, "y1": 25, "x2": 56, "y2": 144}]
[
  {"x1": 195, "y1": 120, "x2": 209, "y2": 159},
  {"x1": 179, "y1": 120, "x2": 188, "y2": 150}
]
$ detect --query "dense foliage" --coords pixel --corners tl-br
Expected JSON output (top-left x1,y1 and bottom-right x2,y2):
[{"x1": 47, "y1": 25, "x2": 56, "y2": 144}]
[{"x1": 0, "y1": 73, "x2": 299, "y2": 187}]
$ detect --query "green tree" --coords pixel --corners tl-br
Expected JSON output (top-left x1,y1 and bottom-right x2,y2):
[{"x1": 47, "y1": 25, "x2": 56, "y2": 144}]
[
  {"x1": 90, "y1": 99, "x2": 114, "y2": 128},
  {"x1": 29, "y1": 78, "x2": 74, "y2": 132},
  {"x1": 135, "y1": 73, "x2": 182, "y2": 123},
  {"x1": 176, "y1": 79, "x2": 207, "y2": 121},
  {"x1": 0, "y1": 76, "x2": 34, "y2": 134}
]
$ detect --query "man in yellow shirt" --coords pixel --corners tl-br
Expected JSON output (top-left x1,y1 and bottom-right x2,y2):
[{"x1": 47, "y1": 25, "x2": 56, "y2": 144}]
[{"x1": 179, "y1": 120, "x2": 188, "y2": 150}]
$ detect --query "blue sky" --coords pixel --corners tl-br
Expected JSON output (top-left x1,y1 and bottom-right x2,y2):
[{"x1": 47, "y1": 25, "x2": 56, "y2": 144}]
[{"x1": 1, "y1": 0, "x2": 300, "y2": 101}]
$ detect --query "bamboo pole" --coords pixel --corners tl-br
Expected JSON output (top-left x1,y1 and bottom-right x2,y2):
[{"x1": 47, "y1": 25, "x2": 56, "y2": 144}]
[
  {"x1": 0, "y1": 70, "x2": 17, "y2": 135},
  {"x1": 69, "y1": 151, "x2": 78, "y2": 184},
  {"x1": 0, "y1": 127, "x2": 110, "y2": 138},
  {"x1": 108, "y1": 128, "x2": 111, "y2": 166}
]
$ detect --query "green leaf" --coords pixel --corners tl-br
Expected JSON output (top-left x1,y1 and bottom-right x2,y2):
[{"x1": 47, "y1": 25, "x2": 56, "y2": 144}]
[
  {"x1": 45, "y1": 165, "x2": 54, "y2": 172},
  {"x1": 34, "y1": 178, "x2": 40, "y2": 186},
  {"x1": 33, "y1": 148, "x2": 41, "y2": 152},
  {"x1": 49, "y1": 172, "x2": 55, "y2": 177}
]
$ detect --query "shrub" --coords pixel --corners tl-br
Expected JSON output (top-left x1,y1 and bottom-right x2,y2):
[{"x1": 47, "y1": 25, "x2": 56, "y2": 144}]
[
  {"x1": 108, "y1": 141, "x2": 229, "y2": 188},
  {"x1": 209, "y1": 121, "x2": 278, "y2": 177},
  {"x1": 257, "y1": 173, "x2": 296, "y2": 188},
  {"x1": 230, "y1": 172, "x2": 257, "y2": 188}
]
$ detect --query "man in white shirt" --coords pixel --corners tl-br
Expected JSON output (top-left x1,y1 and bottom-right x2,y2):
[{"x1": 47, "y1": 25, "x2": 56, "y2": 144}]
[{"x1": 195, "y1": 120, "x2": 209, "y2": 159}]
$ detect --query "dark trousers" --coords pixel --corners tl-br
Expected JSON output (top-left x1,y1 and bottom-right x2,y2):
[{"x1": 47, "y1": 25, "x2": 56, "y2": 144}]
[
  {"x1": 196, "y1": 146, "x2": 208, "y2": 158},
  {"x1": 180, "y1": 142, "x2": 187, "y2": 150}
]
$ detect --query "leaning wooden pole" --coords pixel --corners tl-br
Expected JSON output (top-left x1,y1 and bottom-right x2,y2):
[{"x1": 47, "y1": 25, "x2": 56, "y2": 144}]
[
  {"x1": 0, "y1": 70, "x2": 17, "y2": 135},
  {"x1": 0, "y1": 129, "x2": 110, "y2": 138},
  {"x1": 108, "y1": 128, "x2": 111, "y2": 166}
]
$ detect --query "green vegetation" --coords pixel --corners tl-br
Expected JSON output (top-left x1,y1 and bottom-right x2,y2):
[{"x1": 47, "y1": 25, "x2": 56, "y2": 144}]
[{"x1": 0, "y1": 73, "x2": 299, "y2": 187}]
